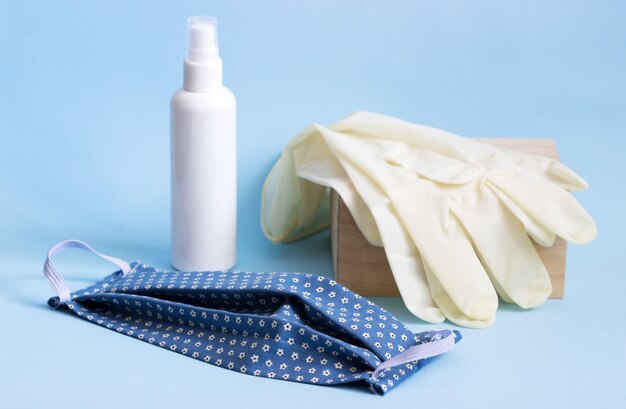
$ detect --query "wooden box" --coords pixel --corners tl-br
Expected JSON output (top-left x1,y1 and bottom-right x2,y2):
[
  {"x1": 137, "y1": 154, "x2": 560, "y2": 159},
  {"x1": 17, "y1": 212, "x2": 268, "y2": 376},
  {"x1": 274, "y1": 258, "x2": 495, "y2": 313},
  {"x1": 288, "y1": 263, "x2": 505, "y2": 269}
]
[{"x1": 331, "y1": 139, "x2": 566, "y2": 299}]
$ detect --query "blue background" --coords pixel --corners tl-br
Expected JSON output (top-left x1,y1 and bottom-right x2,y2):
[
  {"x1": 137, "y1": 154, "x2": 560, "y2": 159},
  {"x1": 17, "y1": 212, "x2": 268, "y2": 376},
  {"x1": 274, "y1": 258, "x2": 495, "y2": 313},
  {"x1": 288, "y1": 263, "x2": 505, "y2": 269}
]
[{"x1": 1, "y1": 1, "x2": 625, "y2": 407}]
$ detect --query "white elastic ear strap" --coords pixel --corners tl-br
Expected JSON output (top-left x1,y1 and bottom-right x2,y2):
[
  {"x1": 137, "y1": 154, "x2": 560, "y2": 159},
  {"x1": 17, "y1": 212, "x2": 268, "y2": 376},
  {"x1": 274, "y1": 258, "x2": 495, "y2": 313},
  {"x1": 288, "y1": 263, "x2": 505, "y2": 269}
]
[
  {"x1": 44, "y1": 239, "x2": 131, "y2": 302},
  {"x1": 372, "y1": 330, "x2": 457, "y2": 380}
]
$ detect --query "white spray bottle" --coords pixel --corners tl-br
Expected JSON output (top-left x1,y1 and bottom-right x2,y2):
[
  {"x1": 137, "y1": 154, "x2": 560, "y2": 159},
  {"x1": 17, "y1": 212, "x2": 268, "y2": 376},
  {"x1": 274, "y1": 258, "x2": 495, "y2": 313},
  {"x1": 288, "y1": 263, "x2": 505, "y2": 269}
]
[{"x1": 171, "y1": 16, "x2": 236, "y2": 271}]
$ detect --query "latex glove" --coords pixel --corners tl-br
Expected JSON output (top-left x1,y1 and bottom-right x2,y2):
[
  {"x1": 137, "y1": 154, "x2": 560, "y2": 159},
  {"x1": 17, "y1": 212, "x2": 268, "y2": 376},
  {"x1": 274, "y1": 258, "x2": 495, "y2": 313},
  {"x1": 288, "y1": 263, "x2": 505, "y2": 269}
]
[
  {"x1": 323, "y1": 113, "x2": 595, "y2": 326},
  {"x1": 262, "y1": 112, "x2": 596, "y2": 328}
]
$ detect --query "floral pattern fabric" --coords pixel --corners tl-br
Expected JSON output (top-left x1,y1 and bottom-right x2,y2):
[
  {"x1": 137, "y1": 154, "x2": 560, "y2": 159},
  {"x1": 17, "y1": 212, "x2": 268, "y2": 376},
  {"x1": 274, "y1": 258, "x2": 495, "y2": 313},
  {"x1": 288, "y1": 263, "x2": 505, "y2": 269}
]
[{"x1": 47, "y1": 263, "x2": 460, "y2": 395}]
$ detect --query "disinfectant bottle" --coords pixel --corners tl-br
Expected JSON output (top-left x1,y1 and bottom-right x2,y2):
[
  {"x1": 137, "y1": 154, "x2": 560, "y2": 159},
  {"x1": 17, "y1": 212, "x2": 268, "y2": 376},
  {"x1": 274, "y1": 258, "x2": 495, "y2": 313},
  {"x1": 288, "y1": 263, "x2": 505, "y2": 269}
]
[{"x1": 171, "y1": 16, "x2": 236, "y2": 271}]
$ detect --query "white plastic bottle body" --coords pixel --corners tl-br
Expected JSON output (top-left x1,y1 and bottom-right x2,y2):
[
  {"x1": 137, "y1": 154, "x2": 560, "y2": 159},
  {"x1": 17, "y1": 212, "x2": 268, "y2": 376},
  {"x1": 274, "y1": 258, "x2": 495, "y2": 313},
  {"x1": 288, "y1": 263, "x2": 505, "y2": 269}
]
[{"x1": 171, "y1": 87, "x2": 237, "y2": 271}]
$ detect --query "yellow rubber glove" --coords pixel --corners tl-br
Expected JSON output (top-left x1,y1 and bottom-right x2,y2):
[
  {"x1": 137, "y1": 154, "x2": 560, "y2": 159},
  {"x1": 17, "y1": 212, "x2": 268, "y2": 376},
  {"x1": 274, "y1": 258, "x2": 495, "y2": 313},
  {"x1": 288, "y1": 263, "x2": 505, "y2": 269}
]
[{"x1": 261, "y1": 112, "x2": 596, "y2": 328}]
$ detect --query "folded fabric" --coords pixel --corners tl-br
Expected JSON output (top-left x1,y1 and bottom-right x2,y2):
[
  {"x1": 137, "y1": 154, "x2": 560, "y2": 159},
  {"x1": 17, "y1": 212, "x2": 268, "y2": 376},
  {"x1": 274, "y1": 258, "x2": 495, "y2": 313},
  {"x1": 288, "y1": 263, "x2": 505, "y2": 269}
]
[
  {"x1": 44, "y1": 240, "x2": 460, "y2": 395},
  {"x1": 261, "y1": 112, "x2": 596, "y2": 328}
]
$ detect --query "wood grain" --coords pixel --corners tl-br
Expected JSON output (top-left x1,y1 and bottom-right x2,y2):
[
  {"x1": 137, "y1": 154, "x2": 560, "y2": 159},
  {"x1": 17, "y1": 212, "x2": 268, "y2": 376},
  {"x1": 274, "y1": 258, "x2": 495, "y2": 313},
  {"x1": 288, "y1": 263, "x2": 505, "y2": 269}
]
[{"x1": 331, "y1": 138, "x2": 566, "y2": 299}]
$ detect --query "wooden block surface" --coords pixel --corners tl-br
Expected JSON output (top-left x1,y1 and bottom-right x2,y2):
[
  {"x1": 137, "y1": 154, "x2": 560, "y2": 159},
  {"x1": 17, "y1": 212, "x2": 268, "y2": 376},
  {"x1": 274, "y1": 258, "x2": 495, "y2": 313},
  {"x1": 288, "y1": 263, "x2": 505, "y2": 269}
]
[{"x1": 331, "y1": 138, "x2": 566, "y2": 299}]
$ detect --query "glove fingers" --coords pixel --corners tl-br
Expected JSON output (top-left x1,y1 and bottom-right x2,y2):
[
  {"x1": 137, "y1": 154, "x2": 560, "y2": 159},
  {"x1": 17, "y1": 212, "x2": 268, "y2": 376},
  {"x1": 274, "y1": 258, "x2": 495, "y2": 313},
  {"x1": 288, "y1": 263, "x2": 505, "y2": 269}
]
[
  {"x1": 486, "y1": 185, "x2": 557, "y2": 247},
  {"x1": 422, "y1": 260, "x2": 495, "y2": 328},
  {"x1": 487, "y1": 175, "x2": 597, "y2": 244},
  {"x1": 393, "y1": 192, "x2": 499, "y2": 322},
  {"x1": 382, "y1": 237, "x2": 446, "y2": 324},
  {"x1": 321, "y1": 127, "x2": 499, "y2": 323},
  {"x1": 497, "y1": 148, "x2": 589, "y2": 191},
  {"x1": 330, "y1": 145, "x2": 444, "y2": 323},
  {"x1": 452, "y1": 198, "x2": 552, "y2": 309}
]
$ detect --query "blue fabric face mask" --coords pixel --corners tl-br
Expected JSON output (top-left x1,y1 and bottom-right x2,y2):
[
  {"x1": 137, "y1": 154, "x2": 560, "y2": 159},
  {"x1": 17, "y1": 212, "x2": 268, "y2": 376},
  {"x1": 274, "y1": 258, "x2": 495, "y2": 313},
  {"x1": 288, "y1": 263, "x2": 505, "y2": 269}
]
[{"x1": 44, "y1": 240, "x2": 460, "y2": 395}]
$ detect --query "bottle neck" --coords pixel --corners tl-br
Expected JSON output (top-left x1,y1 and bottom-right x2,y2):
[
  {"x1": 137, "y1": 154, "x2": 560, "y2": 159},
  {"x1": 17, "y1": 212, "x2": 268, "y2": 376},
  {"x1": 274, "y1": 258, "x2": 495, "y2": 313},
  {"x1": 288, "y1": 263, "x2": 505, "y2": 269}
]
[{"x1": 183, "y1": 57, "x2": 223, "y2": 92}]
